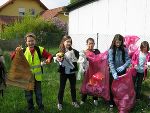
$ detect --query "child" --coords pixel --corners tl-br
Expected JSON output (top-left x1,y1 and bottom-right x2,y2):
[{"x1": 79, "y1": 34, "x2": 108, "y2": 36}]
[
  {"x1": 107, "y1": 34, "x2": 131, "y2": 110},
  {"x1": 56, "y1": 35, "x2": 79, "y2": 111},
  {"x1": 12, "y1": 33, "x2": 52, "y2": 112},
  {"x1": 131, "y1": 41, "x2": 150, "y2": 100},
  {"x1": 80, "y1": 38, "x2": 100, "y2": 106}
]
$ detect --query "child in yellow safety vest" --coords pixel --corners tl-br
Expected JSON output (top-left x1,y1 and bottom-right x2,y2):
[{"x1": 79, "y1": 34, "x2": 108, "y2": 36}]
[{"x1": 11, "y1": 33, "x2": 52, "y2": 113}]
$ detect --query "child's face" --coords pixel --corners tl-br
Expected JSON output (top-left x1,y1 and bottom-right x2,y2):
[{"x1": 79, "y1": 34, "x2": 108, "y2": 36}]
[
  {"x1": 142, "y1": 46, "x2": 148, "y2": 53},
  {"x1": 64, "y1": 39, "x2": 72, "y2": 49},
  {"x1": 26, "y1": 36, "x2": 36, "y2": 48},
  {"x1": 87, "y1": 40, "x2": 95, "y2": 50},
  {"x1": 115, "y1": 40, "x2": 122, "y2": 48}
]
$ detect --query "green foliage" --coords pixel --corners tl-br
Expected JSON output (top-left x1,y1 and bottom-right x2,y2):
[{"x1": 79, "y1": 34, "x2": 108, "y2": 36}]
[{"x1": 1, "y1": 15, "x2": 64, "y2": 48}]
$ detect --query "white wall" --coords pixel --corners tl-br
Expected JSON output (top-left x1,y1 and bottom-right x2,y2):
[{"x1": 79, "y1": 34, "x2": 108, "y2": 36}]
[{"x1": 69, "y1": 0, "x2": 150, "y2": 52}]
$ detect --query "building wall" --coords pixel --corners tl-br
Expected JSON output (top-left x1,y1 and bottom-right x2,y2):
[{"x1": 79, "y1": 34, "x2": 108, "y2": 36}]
[
  {"x1": 69, "y1": 0, "x2": 150, "y2": 52},
  {"x1": 0, "y1": 0, "x2": 46, "y2": 16}
]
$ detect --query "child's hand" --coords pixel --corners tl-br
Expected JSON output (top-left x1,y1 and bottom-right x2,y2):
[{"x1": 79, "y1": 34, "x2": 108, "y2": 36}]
[
  {"x1": 45, "y1": 59, "x2": 51, "y2": 64},
  {"x1": 15, "y1": 46, "x2": 23, "y2": 52},
  {"x1": 56, "y1": 52, "x2": 64, "y2": 62},
  {"x1": 134, "y1": 65, "x2": 138, "y2": 69},
  {"x1": 56, "y1": 56, "x2": 63, "y2": 62}
]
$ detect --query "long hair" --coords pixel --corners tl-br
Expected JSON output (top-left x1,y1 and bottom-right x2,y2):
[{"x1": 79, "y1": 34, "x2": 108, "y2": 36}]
[
  {"x1": 59, "y1": 35, "x2": 72, "y2": 53},
  {"x1": 110, "y1": 34, "x2": 125, "y2": 63}
]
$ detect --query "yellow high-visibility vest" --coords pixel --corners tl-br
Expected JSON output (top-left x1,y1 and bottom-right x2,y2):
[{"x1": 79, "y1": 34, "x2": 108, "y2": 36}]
[{"x1": 24, "y1": 46, "x2": 44, "y2": 81}]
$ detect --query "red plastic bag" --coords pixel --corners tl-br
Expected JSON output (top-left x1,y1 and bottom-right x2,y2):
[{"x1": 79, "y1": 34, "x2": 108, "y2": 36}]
[{"x1": 112, "y1": 69, "x2": 136, "y2": 113}]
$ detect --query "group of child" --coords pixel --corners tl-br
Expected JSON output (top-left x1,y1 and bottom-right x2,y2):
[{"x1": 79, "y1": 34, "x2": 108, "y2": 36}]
[{"x1": 1, "y1": 33, "x2": 150, "y2": 113}]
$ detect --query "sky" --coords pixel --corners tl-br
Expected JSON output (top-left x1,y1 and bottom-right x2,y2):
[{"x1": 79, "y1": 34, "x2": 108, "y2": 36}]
[{"x1": 0, "y1": 0, "x2": 69, "y2": 9}]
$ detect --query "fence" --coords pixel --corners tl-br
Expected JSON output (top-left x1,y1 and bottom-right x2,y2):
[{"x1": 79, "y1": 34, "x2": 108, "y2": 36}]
[
  {"x1": 0, "y1": 32, "x2": 63, "y2": 51},
  {"x1": 69, "y1": 33, "x2": 150, "y2": 52},
  {"x1": 70, "y1": 33, "x2": 114, "y2": 52}
]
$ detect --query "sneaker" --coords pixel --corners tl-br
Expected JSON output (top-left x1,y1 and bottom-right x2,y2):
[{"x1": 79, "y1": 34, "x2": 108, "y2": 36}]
[
  {"x1": 80, "y1": 101, "x2": 84, "y2": 105},
  {"x1": 109, "y1": 105, "x2": 113, "y2": 111},
  {"x1": 93, "y1": 100, "x2": 98, "y2": 106},
  {"x1": 27, "y1": 109, "x2": 34, "y2": 113},
  {"x1": 72, "y1": 102, "x2": 80, "y2": 108},
  {"x1": 57, "y1": 104, "x2": 62, "y2": 111},
  {"x1": 39, "y1": 108, "x2": 44, "y2": 112}
]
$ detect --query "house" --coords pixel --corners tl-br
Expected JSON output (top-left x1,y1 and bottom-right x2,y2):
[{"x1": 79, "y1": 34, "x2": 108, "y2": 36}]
[
  {"x1": 0, "y1": 0, "x2": 48, "y2": 32},
  {"x1": 41, "y1": 7, "x2": 68, "y2": 23},
  {"x1": 66, "y1": 0, "x2": 150, "y2": 52},
  {"x1": 0, "y1": 0, "x2": 48, "y2": 16}
]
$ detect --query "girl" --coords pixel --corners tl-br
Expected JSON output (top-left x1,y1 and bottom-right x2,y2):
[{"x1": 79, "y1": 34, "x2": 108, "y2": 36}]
[
  {"x1": 107, "y1": 34, "x2": 131, "y2": 110},
  {"x1": 80, "y1": 38, "x2": 100, "y2": 106},
  {"x1": 132, "y1": 41, "x2": 150, "y2": 100},
  {"x1": 56, "y1": 35, "x2": 79, "y2": 111}
]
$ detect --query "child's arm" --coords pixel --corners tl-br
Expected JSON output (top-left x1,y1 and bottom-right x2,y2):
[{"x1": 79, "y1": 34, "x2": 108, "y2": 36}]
[
  {"x1": 42, "y1": 49, "x2": 53, "y2": 64},
  {"x1": 10, "y1": 46, "x2": 23, "y2": 60}
]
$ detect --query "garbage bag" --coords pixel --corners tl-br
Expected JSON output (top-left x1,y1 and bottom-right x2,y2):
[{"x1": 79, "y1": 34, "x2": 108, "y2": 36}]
[
  {"x1": 112, "y1": 69, "x2": 136, "y2": 113},
  {"x1": 6, "y1": 48, "x2": 34, "y2": 90},
  {"x1": 81, "y1": 51, "x2": 110, "y2": 100}
]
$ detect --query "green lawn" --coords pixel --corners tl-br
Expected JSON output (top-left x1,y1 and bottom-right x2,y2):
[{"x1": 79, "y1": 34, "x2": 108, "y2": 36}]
[{"x1": 1, "y1": 49, "x2": 150, "y2": 113}]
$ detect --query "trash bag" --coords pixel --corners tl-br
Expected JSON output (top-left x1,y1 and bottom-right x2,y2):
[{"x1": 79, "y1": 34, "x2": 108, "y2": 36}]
[
  {"x1": 6, "y1": 48, "x2": 34, "y2": 90},
  {"x1": 124, "y1": 35, "x2": 140, "y2": 58},
  {"x1": 111, "y1": 69, "x2": 136, "y2": 113},
  {"x1": 81, "y1": 51, "x2": 110, "y2": 100}
]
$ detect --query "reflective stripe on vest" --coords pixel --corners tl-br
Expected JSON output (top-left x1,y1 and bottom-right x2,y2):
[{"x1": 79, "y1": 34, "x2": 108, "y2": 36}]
[{"x1": 24, "y1": 46, "x2": 44, "y2": 81}]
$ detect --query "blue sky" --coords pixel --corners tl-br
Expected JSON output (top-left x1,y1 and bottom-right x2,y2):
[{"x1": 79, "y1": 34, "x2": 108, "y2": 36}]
[{"x1": 0, "y1": 0, "x2": 69, "y2": 9}]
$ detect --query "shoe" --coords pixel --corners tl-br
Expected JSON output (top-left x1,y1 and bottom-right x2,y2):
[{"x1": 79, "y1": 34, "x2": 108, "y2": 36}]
[
  {"x1": 57, "y1": 104, "x2": 62, "y2": 111},
  {"x1": 27, "y1": 109, "x2": 34, "y2": 113},
  {"x1": 80, "y1": 101, "x2": 84, "y2": 105},
  {"x1": 72, "y1": 102, "x2": 80, "y2": 108},
  {"x1": 39, "y1": 108, "x2": 44, "y2": 112},
  {"x1": 93, "y1": 100, "x2": 98, "y2": 106},
  {"x1": 109, "y1": 105, "x2": 113, "y2": 111}
]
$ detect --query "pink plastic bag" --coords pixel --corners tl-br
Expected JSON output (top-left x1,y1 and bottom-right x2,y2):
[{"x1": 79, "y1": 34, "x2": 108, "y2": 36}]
[
  {"x1": 81, "y1": 51, "x2": 110, "y2": 100},
  {"x1": 86, "y1": 72, "x2": 104, "y2": 96},
  {"x1": 124, "y1": 35, "x2": 140, "y2": 58},
  {"x1": 111, "y1": 69, "x2": 136, "y2": 113}
]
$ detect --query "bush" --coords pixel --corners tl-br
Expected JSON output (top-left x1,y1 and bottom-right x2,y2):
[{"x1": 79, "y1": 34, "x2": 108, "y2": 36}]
[{"x1": 1, "y1": 15, "x2": 65, "y2": 50}]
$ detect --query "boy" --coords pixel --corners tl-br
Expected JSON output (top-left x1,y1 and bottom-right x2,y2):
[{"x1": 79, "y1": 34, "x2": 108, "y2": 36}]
[{"x1": 12, "y1": 33, "x2": 52, "y2": 112}]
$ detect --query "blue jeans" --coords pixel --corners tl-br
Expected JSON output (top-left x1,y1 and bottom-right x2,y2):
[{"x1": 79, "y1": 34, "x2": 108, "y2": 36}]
[{"x1": 25, "y1": 80, "x2": 44, "y2": 110}]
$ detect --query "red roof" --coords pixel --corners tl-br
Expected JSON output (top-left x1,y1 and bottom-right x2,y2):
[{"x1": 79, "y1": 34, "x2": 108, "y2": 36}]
[
  {"x1": 40, "y1": 7, "x2": 65, "y2": 20},
  {"x1": 0, "y1": 0, "x2": 48, "y2": 11},
  {"x1": 0, "y1": 15, "x2": 22, "y2": 25}
]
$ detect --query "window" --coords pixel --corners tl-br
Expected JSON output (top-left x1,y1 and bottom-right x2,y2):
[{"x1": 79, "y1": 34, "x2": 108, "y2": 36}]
[
  {"x1": 29, "y1": 8, "x2": 35, "y2": 15},
  {"x1": 19, "y1": 8, "x2": 25, "y2": 16}
]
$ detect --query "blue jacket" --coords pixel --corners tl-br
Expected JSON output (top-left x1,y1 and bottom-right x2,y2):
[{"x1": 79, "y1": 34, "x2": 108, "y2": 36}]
[{"x1": 108, "y1": 48, "x2": 131, "y2": 75}]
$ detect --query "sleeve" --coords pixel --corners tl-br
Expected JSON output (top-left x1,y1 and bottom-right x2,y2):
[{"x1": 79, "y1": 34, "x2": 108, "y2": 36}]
[
  {"x1": 42, "y1": 49, "x2": 53, "y2": 62},
  {"x1": 108, "y1": 49, "x2": 117, "y2": 75},
  {"x1": 10, "y1": 51, "x2": 16, "y2": 60},
  {"x1": 123, "y1": 48, "x2": 131, "y2": 68}
]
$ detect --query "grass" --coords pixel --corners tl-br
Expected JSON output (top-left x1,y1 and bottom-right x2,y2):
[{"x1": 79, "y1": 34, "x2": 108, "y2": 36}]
[{"x1": 1, "y1": 49, "x2": 150, "y2": 113}]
